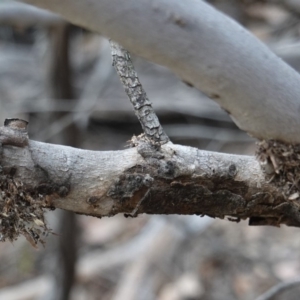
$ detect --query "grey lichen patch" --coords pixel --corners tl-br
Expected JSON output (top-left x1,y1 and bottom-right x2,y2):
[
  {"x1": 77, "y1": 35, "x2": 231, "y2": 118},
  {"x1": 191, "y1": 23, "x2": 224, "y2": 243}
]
[
  {"x1": 228, "y1": 164, "x2": 237, "y2": 178},
  {"x1": 257, "y1": 140, "x2": 300, "y2": 201},
  {"x1": 131, "y1": 135, "x2": 179, "y2": 179},
  {"x1": 87, "y1": 196, "x2": 99, "y2": 205},
  {"x1": 86, "y1": 196, "x2": 101, "y2": 209},
  {"x1": 158, "y1": 160, "x2": 179, "y2": 179},
  {"x1": 0, "y1": 174, "x2": 52, "y2": 248},
  {"x1": 107, "y1": 173, "x2": 153, "y2": 200},
  {"x1": 57, "y1": 185, "x2": 70, "y2": 197},
  {"x1": 129, "y1": 134, "x2": 165, "y2": 161},
  {"x1": 36, "y1": 182, "x2": 70, "y2": 199}
]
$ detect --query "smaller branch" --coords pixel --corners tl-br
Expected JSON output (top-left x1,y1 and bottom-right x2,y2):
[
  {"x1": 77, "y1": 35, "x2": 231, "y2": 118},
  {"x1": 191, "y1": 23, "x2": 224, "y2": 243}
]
[
  {"x1": 255, "y1": 278, "x2": 300, "y2": 300},
  {"x1": 109, "y1": 40, "x2": 169, "y2": 144}
]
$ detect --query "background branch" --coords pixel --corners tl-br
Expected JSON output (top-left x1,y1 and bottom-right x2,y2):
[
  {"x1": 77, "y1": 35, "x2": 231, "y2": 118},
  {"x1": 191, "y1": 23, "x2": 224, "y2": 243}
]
[
  {"x1": 15, "y1": 0, "x2": 300, "y2": 143},
  {"x1": 255, "y1": 278, "x2": 300, "y2": 300},
  {"x1": 40, "y1": 22, "x2": 78, "y2": 300},
  {"x1": 0, "y1": 2, "x2": 62, "y2": 26}
]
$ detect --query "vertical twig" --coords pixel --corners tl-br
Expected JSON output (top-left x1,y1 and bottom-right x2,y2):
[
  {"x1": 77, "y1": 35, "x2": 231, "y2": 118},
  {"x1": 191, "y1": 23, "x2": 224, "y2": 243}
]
[
  {"x1": 41, "y1": 23, "x2": 78, "y2": 300},
  {"x1": 110, "y1": 40, "x2": 169, "y2": 144}
]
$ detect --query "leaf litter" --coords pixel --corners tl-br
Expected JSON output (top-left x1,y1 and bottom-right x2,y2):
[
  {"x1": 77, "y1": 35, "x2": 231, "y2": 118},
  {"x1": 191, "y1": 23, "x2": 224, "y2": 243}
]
[
  {"x1": 257, "y1": 140, "x2": 300, "y2": 202},
  {"x1": 0, "y1": 172, "x2": 52, "y2": 248}
]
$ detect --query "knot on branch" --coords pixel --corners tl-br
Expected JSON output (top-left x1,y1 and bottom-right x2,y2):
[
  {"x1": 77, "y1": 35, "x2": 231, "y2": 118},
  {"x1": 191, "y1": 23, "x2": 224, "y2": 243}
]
[
  {"x1": 0, "y1": 118, "x2": 29, "y2": 148},
  {"x1": 129, "y1": 134, "x2": 164, "y2": 157},
  {"x1": 257, "y1": 140, "x2": 300, "y2": 202}
]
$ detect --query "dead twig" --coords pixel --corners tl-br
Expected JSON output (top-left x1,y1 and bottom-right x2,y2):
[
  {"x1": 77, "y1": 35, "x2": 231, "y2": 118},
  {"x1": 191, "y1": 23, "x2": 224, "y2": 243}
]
[{"x1": 109, "y1": 40, "x2": 169, "y2": 144}]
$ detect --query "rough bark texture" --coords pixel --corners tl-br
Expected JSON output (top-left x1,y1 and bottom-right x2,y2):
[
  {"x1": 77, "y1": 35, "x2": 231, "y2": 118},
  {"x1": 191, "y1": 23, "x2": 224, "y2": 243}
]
[
  {"x1": 110, "y1": 40, "x2": 169, "y2": 144},
  {"x1": 14, "y1": 0, "x2": 300, "y2": 144},
  {"x1": 1, "y1": 122, "x2": 300, "y2": 228}
]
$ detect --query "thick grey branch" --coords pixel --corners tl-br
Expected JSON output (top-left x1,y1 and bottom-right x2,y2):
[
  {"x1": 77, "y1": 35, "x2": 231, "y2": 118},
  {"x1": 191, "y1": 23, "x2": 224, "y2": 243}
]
[
  {"x1": 1, "y1": 122, "x2": 300, "y2": 228},
  {"x1": 0, "y1": 2, "x2": 62, "y2": 26},
  {"x1": 110, "y1": 40, "x2": 169, "y2": 143},
  {"x1": 14, "y1": 0, "x2": 300, "y2": 143}
]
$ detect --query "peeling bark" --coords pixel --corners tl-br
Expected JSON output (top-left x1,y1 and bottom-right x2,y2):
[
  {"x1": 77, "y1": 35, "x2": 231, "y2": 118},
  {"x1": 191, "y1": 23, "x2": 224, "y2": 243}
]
[{"x1": 1, "y1": 122, "x2": 300, "y2": 228}]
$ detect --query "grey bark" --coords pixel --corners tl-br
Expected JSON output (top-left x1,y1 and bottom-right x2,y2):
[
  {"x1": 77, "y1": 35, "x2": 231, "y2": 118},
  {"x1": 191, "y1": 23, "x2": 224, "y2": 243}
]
[
  {"x1": 48, "y1": 24, "x2": 77, "y2": 300},
  {"x1": 255, "y1": 278, "x2": 300, "y2": 300},
  {"x1": 1, "y1": 0, "x2": 300, "y2": 235},
  {"x1": 13, "y1": 0, "x2": 300, "y2": 144},
  {"x1": 0, "y1": 2, "x2": 62, "y2": 26},
  {"x1": 110, "y1": 40, "x2": 169, "y2": 144},
  {"x1": 1, "y1": 122, "x2": 300, "y2": 227},
  {"x1": 39, "y1": 23, "x2": 77, "y2": 300}
]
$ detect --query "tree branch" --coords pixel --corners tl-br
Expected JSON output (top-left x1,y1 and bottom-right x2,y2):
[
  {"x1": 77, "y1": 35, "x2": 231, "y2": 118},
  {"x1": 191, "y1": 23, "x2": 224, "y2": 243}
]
[
  {"x1": 0, "y1": 120, "x2": 300, "y2": 235},
  {"x1": 110, "y1": 40, "x2": 169, "y2": 143},
  {"x1": 0, "y1": 2, "x2": 62, "y2": 26},
  {"x1": 14, "y1": 0, "x2": 300, "y2": 143}
]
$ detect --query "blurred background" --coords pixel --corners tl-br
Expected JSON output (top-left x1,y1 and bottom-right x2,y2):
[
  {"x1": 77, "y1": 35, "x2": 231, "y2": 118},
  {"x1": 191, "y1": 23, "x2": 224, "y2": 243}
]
[{"x1": 0, "y1": 0, "x2": 300, "y2": 299}]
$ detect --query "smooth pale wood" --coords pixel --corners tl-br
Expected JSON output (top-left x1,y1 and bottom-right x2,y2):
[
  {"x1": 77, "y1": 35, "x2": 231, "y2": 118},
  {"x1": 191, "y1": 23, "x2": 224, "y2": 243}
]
[
  {"x1": 0, "y1": 2, "x2": 62, "y2": 26},
  {"x1": 14, "y1": 0, "x2": 300, "y2": 143}
]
